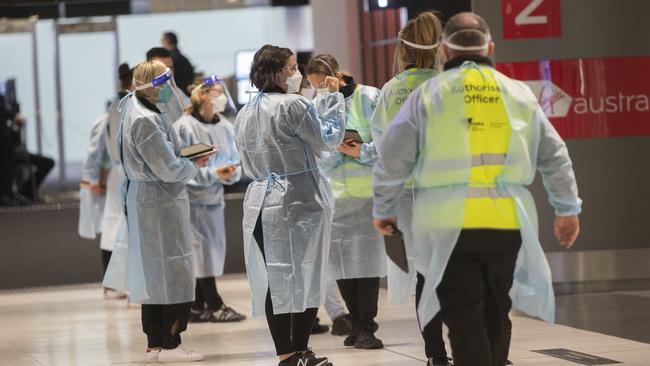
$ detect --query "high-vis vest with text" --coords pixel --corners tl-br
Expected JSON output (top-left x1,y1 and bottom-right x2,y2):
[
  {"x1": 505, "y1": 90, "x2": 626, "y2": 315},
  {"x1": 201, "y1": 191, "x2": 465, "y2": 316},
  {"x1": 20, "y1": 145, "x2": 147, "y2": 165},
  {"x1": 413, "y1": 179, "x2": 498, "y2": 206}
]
[
  {"x1": 329, "y1": 85, "x2": 376, "y2": 199},
  {"x1": 421, "y1": 65, "x2": 520, "y2": 229}
]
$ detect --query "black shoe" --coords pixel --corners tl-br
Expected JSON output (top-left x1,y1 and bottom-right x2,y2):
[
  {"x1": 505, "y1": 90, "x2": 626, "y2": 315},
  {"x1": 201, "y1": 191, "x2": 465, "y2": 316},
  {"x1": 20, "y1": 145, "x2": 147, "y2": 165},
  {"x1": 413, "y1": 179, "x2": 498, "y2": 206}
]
[
  {"x1": 343, "y1": 333, "x2": 356, "y2": 346},
  {"x1": 353, "y1": 331, "x2": 383, "y2": 350},
  {"x1": 279, "y1": 350, "x2": 331, "y2": 366},
  {"x1": 506, "y1": 361, "x2": 514, "y2": 365},
  {"x1": 311, "y1": 317, "x2": 330, "y2": 335},
  {"x1": 188, "y1": 308, "x2": 215, "y2": 323},
  {"x1": 428, "y1": 357, "x2": 453, "y2": 366},
  {"x1": 331, "y1": 314, "x2": 353, "y2": 336},
  {"x1": 211, "y1": 305, "x2": 247, "y2": 322}
]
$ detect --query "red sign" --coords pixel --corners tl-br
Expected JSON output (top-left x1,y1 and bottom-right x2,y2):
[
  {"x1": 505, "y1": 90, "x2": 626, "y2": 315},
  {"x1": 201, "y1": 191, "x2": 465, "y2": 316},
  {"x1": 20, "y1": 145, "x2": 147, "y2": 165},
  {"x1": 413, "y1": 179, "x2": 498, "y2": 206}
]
[
  {"x1": 496, "y1": 56, "x2": 650, "y2": 139},
  {"x1": 502, "y1": 0, "x2": 562, "y2": 39}
]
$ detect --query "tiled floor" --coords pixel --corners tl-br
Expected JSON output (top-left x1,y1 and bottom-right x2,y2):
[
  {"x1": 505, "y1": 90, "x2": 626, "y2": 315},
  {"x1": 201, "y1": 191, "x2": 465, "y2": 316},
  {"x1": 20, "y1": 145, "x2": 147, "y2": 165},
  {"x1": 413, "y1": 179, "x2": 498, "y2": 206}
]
[{"x1": 1, "y1": 275, "x2": 649, "y2": 366}]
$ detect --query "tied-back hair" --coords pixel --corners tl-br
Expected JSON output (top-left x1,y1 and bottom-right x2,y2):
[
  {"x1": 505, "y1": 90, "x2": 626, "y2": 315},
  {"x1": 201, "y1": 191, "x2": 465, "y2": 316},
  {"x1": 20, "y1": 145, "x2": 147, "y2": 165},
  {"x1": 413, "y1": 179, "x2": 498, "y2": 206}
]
[
  {"x1": 249, "y1": 44, "x2": 294, "y2": 92},
  {"x1": 118, "y1": 63, "x2": 133, "y2": 91},
  {"x1": 398, "y1": 11, "x2": 443, "y2": 70}
]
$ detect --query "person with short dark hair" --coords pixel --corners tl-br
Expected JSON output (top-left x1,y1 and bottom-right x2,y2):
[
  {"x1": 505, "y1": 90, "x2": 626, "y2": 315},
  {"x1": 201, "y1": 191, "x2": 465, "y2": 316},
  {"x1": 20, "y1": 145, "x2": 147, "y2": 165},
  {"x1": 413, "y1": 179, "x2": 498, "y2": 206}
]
[
  {"x1": 162, "y1": 31, "x2": 195, "y2": 97},
  {"x1": 235, "y1": 44, "x2": 346, "y2": 366}
]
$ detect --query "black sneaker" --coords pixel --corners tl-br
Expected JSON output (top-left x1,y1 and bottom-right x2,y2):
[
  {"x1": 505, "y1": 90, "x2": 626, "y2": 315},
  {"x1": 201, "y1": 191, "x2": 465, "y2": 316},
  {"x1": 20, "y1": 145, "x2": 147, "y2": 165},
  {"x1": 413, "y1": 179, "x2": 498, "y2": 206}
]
[
  {"x1": 188, "y1": 308, "x2": 215, "y2": 323},
  {"x1": 279, "y1": 350, "x2": 330, "y2": 366},
  {"x1": 311, "y1": 317, "x2": 330, "y2": 335},
  {"x1": 428, "y1": 357, "x2": 453, "y2": 366},
  {"x1": 302, "y1": 349, "x2": 332, "y2": 365},
  {"x1": 211, "y1": 305, "x2": 247, "y2": 322},
  {"x1": 331, "y1": 314, "x2": 353, "y2": 336},
  {"x1": 353, "y1": 331, "x2": 384, "y2": 350},
  {"x1": 343, "y1": 333, "x2": 356, "y2": 346}
]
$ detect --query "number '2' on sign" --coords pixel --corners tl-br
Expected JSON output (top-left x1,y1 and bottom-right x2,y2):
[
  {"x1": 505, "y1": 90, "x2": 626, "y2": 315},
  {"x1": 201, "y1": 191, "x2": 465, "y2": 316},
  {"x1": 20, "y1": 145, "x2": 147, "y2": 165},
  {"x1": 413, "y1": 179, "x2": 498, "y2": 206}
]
[{"x1": 502, "y1": 0, "x2": 562, "y2": 39}]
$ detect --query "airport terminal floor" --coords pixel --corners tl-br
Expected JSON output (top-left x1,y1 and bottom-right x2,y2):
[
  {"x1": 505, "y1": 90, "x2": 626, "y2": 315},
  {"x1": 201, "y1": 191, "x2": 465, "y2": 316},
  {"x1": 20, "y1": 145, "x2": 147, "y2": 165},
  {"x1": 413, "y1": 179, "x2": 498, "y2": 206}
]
[{"x1": 1, "y1": 275, "x2": 649, "y2": 366}]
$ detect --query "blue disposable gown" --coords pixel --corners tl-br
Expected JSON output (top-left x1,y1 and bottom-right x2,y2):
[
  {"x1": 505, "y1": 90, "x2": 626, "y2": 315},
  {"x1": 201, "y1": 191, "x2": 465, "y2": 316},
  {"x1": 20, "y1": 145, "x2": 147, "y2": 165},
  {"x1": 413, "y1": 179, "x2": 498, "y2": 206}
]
[
  {"x1": 106, "y1": 94, "x2": 199, "y2": 305},
  {"x1": 373, "y1": 63, "x2": 582, "y2": 329},
  {"x1": 370, "y1": 68, "x2": 437, "y2": 305},
  {"x1": 175, "y1": 113, "x2": 242, "y2": 278},
  {"x1": 78, "y1": 113, "x2": 109, "y2": 239},
  {"x1": 322, "y1": 84, "x2": 386, "y2": 280},
  {"x1": 99, "y1": 96, "x2": 129, "y2": 252},
  {"x1": 235, "y1": 92, "x2": 346, "y2": 316}
]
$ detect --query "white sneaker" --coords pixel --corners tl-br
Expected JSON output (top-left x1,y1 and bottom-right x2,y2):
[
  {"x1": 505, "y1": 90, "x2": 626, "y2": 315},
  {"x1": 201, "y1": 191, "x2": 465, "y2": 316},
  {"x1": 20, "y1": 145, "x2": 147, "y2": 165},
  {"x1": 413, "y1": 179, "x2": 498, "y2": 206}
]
[
  {"x1": 145, "y1": 348, "x2": 161, "y2": 363},
  {"x1": 158, "y1": 346, "x2": 204, "y2": 363},
  {"x1": 103, "y1": 288, "x2": 128, "y2": 300}
]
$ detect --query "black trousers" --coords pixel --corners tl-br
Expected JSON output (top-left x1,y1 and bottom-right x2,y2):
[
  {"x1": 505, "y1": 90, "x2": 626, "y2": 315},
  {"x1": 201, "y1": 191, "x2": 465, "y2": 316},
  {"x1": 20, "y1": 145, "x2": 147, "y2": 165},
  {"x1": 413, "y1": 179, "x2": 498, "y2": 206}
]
[
  {"x1": 141, "y1": 302, "x2": 193, "y2": 349},
  {"x1": 18, "y1": 153, "x2": 54, "y2": 199},
  {"x1": 194, "y1": 277, "x2": 224, "y2": 311},
  {"x1": 436, "y1": 229, "x2": 521, "y2": 366},
  {"x1": 101, "y1": 249, "x2": 112, "y2": 274},
  {"x1": 416, "y1": 273, "x2": 448, "y2": 359},
  {"x1": 253, "y1": 212, "x2": 318, "y2": 356},
  {"x1": 336, "y1": 277, "x2": 379, "y2": 332}
]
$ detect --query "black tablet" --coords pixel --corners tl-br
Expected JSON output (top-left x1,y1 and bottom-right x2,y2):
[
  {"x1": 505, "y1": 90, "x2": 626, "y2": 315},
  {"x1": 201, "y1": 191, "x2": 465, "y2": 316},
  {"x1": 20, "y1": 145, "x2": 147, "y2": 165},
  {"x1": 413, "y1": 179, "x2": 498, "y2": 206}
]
[
  {"x1": 384, "y1": 225, "x2": 409, "y2": 273},
  {"x1": 180, "y1": 143, "x2": 216, "y2": 159}
]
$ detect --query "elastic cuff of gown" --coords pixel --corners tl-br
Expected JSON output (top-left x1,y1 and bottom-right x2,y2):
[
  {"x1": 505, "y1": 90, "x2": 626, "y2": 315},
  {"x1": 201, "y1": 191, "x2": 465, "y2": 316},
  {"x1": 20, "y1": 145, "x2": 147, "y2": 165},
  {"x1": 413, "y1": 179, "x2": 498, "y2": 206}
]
[
  {"x1": 555, "y1": 207, "x2": 582, "y2": 217},
  {"x1": 373, "y1": 209, "x2": 398, "y2": 220}
]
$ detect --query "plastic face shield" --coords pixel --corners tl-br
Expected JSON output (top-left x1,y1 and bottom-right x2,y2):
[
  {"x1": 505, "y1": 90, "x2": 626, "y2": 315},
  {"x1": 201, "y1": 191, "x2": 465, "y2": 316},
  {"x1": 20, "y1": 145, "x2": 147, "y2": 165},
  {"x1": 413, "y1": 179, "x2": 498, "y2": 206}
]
[
  {"x1": 202, "y1": 75, "x2": 237, "y2": 118},
  {"x1": 134, "y1": 68, "x2": 173, "y2": 92},
  {"x1": 393, "y1": 31, "x2": 441, "y2": 75}
]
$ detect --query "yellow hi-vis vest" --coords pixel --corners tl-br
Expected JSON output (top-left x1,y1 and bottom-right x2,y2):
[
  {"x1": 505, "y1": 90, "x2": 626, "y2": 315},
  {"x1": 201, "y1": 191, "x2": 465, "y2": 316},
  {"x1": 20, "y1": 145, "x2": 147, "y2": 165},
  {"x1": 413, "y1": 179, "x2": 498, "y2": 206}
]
[
  {"x1": 329, "y1": 85, "x2": 375, "y2": 199},
  {"x1": 462, "y1": 67, "x2": 519, "y2": 229}
]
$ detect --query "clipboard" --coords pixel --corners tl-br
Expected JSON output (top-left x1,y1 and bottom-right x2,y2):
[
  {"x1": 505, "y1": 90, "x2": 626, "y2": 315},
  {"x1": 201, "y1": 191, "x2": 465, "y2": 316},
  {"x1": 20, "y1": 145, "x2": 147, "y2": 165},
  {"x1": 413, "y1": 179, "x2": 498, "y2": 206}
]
[
  {"x1": 180, "y1": 143, "x2": 216, "y2": 160},
  {"x1": 384, "y1": 225, "x2": 409, "y2": 273},
  {"x1": 344, "y1": 129, "x2": 363, "y2": 143}
]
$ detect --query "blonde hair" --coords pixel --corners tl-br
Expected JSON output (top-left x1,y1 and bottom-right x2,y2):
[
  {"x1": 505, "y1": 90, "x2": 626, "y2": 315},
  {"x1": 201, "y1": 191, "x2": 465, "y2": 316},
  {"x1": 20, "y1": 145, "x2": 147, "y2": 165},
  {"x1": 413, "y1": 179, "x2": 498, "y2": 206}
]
[
  {"x1": 397, "y1": 11, "x2": 443, "y2": 71},
  {"x1": 133, "y1": 60, "x2": 167, "y2": 99},
  {"x1": 185, "y1": 82, "x2": 223, "y2": 115}
]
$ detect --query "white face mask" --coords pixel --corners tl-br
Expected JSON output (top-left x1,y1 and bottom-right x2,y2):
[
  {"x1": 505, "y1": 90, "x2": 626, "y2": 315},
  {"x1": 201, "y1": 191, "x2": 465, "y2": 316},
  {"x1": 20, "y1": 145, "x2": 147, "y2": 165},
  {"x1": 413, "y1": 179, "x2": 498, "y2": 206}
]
[
  {"x1": 285, "y1": 70, "x2": 303, "y2": 94},
  {"x1": 212, "y1": 94, "x2": 228, "y2": 114}
]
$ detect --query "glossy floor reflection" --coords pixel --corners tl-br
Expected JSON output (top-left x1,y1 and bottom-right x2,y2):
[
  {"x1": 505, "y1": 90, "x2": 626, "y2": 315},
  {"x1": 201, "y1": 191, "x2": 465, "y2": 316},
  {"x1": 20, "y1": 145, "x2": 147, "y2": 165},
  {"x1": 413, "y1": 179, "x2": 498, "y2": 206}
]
[{"x1": 1, "y1": 275, "x2": 649, "y2": 366}]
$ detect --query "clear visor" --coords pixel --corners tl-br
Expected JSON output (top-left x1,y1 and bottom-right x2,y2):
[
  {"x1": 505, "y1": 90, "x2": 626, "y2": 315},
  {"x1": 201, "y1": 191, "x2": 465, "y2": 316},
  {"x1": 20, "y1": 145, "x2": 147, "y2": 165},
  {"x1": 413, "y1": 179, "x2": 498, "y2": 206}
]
[
  {"x1": 442, "y1": 29, "x2": 491, "y2": 52},
  {"x1": 197, "y1": 75, "x2": 237, "y2": 118},
  {"x1": 134, "y1": 68, "x2": 173, "y2": 91}
]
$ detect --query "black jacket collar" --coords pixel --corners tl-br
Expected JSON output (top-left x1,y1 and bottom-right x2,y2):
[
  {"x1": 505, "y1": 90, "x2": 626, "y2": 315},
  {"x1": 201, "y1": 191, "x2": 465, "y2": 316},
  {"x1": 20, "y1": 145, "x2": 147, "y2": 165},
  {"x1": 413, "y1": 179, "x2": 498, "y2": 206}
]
[
  {"x1": 192, "y1": 110, "x2": 220, "y2": 124},
  {"x1": 262, "y1": 85, "x2": 286, "y2": 94},
  {"x1": 136, "y1": 95, "x2": 161, "y2": 114},
  {"x1": 444, "y1": 55, "x2": 493, "y2": 71}
]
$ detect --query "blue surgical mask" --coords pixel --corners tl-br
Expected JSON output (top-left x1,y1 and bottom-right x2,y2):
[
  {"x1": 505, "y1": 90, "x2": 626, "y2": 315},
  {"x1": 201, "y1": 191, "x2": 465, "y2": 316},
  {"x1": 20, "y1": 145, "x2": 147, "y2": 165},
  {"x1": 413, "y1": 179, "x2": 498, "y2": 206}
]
[{"x1": 157, "y1": 84, "x2": 173, "y2": 104}]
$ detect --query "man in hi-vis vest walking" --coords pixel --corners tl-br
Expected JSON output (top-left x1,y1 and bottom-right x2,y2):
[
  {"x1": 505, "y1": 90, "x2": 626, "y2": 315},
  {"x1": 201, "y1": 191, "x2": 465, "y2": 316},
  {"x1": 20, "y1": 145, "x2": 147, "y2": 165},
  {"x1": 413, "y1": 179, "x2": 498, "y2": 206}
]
[{"x1": 372, "y1": 12, "x2": 582, "y2": 366}]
